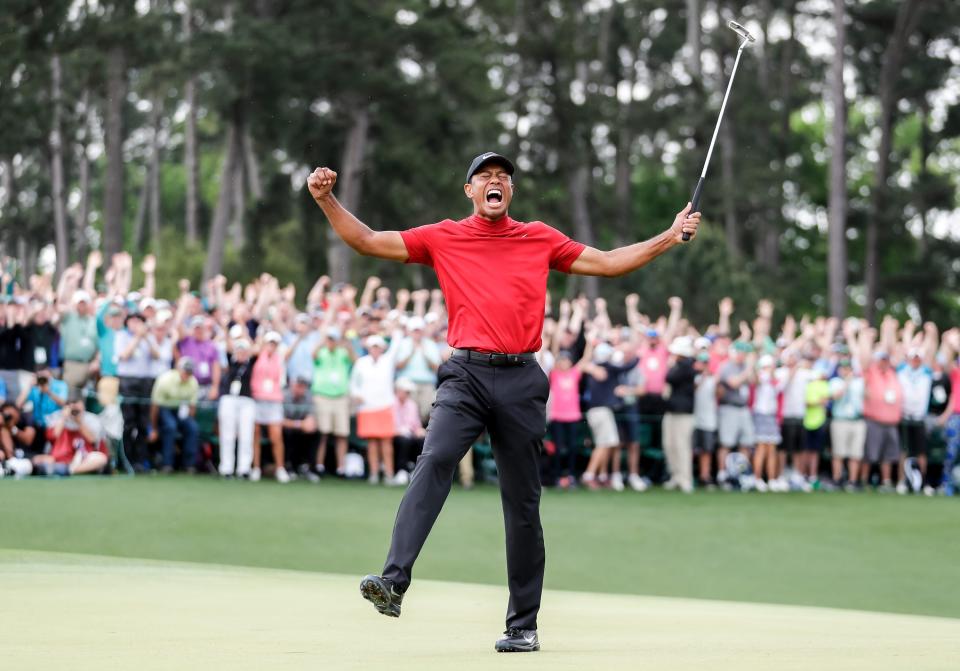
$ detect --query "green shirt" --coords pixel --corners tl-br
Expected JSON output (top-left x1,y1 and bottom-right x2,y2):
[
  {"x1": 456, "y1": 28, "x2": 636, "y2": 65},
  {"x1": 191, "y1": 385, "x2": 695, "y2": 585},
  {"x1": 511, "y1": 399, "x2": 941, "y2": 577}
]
[
  {"x1": 803, "y1": 379, "x2": 830, "y2": 431},
  {"x1": 60, "y1": 311, "x2": 99, "y2": 363},
  {"x1": 151, "y1": 369, "x2": 199, "y2": 408},
  {"x1": 312, "y1": 347, "x2": 352, "y2": 397}
]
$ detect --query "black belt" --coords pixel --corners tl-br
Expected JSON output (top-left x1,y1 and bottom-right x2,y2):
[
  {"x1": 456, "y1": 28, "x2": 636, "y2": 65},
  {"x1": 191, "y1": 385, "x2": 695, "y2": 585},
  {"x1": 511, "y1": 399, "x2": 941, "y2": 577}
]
[{"x1": 451, "y1": 348, "x2": 536, "y2": 367}]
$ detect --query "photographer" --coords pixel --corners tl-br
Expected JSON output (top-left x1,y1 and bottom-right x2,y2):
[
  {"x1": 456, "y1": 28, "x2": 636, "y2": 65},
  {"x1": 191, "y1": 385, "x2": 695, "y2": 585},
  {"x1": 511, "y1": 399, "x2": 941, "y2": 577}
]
[
  {"x1": 16, "y1": 368, "x2": 68, "y2": 432},
  {"x1": 1, "y1": 402, "x2": 36, "y2": 477},
  {"x1": 32, "y1": 397, "x2": 107, "y2": 476}
]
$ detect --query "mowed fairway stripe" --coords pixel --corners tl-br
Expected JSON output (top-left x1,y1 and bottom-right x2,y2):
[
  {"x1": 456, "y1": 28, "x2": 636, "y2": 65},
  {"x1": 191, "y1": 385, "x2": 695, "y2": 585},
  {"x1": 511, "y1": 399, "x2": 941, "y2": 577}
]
[{"x1": 3, "y1": 550, "x2": 958, "y2": 671}]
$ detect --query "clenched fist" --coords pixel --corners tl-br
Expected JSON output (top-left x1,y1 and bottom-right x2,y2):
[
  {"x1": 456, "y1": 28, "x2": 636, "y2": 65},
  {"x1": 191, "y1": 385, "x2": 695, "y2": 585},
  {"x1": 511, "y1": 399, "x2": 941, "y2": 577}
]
[
  {"x1": 307, "y1": 167, "x2": 338, "y2": 200},
  {"x1": 670, "y1": 202, "x2": 701, "y2": 243}
]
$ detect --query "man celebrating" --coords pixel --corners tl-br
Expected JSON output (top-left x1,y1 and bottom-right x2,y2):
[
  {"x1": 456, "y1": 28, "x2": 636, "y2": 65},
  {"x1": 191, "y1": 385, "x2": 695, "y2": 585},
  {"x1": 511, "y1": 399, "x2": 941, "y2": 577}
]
[{"x1": 307, "y1": 152, "x2": 699, "y2": 653}]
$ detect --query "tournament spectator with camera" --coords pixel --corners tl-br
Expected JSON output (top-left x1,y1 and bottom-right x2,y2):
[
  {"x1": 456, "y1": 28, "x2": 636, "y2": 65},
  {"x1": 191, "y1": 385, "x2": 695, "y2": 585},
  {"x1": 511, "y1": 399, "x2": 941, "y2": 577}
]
[
  {"x1": 32, "y1": 396, "x2": 107, "y2": 476},
  {"x1": 116, "y1": 311, "x2": 157, "y2": 471},
  {"x1": 16, "y1": 368, "x2": 68, "y2": 433},
  {"x1": 1, "y1": 402, "x2": 37, "y2": 477}
]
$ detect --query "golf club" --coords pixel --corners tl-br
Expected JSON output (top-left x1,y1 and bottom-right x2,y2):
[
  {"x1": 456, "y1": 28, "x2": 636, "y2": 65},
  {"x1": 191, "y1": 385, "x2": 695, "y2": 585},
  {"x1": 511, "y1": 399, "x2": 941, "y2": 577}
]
[{"x1": 683, "y1": 20, "x2": 756, "y2": 241}]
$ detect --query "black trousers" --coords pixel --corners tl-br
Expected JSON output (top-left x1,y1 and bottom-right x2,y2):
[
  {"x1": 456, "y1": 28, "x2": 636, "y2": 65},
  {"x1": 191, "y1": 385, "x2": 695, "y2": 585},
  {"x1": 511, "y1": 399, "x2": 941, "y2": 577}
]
[
  {"x1": 119, "y1": 376, "x2": 154, "y2": 467},
  {"x1": 382, "y1": 356, "x2": 549, "y2": 630}
]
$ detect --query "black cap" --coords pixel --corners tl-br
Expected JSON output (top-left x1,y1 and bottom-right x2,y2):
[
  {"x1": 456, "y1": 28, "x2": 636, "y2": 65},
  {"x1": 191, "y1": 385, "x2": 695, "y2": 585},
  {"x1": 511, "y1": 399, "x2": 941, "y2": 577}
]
[{"x1": 465, "y1": 152, "x2": 515, "y2": 184}]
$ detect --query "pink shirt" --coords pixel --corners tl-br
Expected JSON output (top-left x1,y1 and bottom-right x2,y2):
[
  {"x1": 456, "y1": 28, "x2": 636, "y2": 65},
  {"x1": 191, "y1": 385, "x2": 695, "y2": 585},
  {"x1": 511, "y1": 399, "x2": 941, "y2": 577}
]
[
  {"x1": 863, "y1": 363, "x2": 903, "y2": 425},
  {"x1": 639, "y1": 344, "x2": 669, "y2": 394},
  {"x1": 549, "y1": 367, "x2": 582, "y2": 422},
  {"x1": 393, "y1": 397, "x2": 423, "y2": 438},
  {"x1": 251, "y1": 351, "x2": 284, "y2": 402},
  {"x1": 952, "y1": 368, "x2": 960, "y2": 413}
]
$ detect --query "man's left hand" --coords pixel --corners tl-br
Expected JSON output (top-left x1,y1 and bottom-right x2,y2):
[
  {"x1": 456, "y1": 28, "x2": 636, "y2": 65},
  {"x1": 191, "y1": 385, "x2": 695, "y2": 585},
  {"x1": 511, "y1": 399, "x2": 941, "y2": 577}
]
[{"x1": 671, "y1": 203, "x2": 701, "y2": 243}]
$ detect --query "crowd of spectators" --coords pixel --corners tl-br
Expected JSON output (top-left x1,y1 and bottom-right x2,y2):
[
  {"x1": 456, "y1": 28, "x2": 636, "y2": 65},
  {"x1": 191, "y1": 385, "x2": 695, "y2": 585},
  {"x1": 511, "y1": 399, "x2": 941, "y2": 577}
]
[{"x1": 1, "y1": 251, "x2": 958, "y2": 496}]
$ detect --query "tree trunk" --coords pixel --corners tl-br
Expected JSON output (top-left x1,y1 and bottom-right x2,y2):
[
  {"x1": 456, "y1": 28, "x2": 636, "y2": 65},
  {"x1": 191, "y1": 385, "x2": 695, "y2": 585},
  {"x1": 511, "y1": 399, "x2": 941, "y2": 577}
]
[
  {"x1": 613, "y1": 121, "x2": 631, "y2": 248},
  {"x1": 50, "y1": 54, "x2": 69, "y2": 278},
  {"x1": 569, "y1": 163, "x2": 599, "y2": 300},
  {"x1": 229, "y1": 131, "x2": 246, "y2": 249},
  {"x1": 183, "y1": 0, "x2": 200, "y2": 246},
  {"x1": 328, "y1": 103, "x2": 370, "y2": 283},
  {"x1": 242, "y1": 121, "x2": 262, "y2": 203},
  {"x1": 685, "y1": 0, "x2": 701, "y2": 79},
  {"x1": 827, "y1": 0, "x2": 848, "y2": 319},
  {"x1": 75, "y1": 90, "x2": 91, "y2": 255},
  {"x1": 865, "y1": 0, "x2": 924, "y2": 323},
  {"x1": 148, "y1": 100, "x2": 162, "y2": 253},
  {"x1": 203, "y1": 118, "x2": 239, "y2": 282},
  {"x1": 132, "y1": 166, "x2": 149, "y2": 251},
  {"x1": 719, "y1": 119, "x2": 739, "y2": 259},
  {"x1": 103, "y1": 45, "x2": 127, "y2": 259}
]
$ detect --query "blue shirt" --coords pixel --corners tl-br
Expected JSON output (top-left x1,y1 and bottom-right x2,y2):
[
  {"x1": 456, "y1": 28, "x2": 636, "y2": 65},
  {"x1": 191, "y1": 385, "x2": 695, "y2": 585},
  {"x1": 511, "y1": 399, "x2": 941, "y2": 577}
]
[
  {"x1": 26, "y1": 379, "x2": 69, "y2": 427},
  {"x1": 285, "y1": 332, "x2": 320, "y2": 384}
]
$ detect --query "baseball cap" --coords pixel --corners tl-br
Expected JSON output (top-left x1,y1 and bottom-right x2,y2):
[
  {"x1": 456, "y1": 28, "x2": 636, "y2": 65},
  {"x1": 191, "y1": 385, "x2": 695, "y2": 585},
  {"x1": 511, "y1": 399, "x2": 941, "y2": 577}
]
[
  {"x1": 758, "y1": 354, "x2": 775, "y2": 368},
  {"x1": 264, "y1": 331, "x2": 282, "y2": 344},
  {"x1": 188, "y1": 315, "x2": 206, "y2": 329},
  {"x1": 593, "y1": 342, "x2": 613, "y2": 364},
  {"x1": 177, "y1": 356, "x2": 195, "y2": 373},
  {"x1": 228, "y1": 324, "x2": 246, "y2": 339},
  {"x1": 694, "y1": 336, "x2": 711, "y2": 350},
  {"x1": 696, "y1": 351, "x2": 711, "y2": 363},
  {"x1": 465, "y1": 152, "x2": 515, "y2": 184},
  {"x1": 295, "y1": 313, "x2": 311, "y2": 325},
  {"x1": 668, "y1": 337, "x2": 695, "y2": 358},
  {"x1": 71, "y1": 290, "x2": 92, "y2": 305},
  {"x1": 326, "y1": 327, "x2": 342, "y2": 340},
  {"x1": 366, "y1": 335, "x2": 387, "y2": 350},
  {"x1": 646, "y1": 328, "x2": 659, "y2": 338},
  {"x1": 407, "y1": 316, "x2": 425, "y2": 331},
  {"x1": 293, "y1": 375, "x2": 311, "y2": 386},
  {"x1": 395, "y1": 378, "x2": 416, "y2": 392},
  {"x1": 872, "y1": 350, "x2": 890, "y2": 361},
  {"x1": 907, "y1": 347, "x2": 922, "y2": 359},
  {"x1": 733, "y1": 341, "x2": 754, "y2": 353}
]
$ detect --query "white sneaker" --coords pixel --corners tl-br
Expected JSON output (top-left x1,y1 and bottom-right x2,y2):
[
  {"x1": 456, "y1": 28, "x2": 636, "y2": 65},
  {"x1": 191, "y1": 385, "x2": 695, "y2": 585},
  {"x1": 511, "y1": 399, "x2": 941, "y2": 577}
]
[
  {"x1": 923, "y1": 485, "x2": 935, "y2": 497},
  {"x1": 680, "y1": 482, "x2": 694, "y2": 494},
  {"x1": 895, "y1": 480, "x2": 908, "y2": 495},
  {"x1": 276, "y1": 467, "x2": 291, "y2": 484},
  {"x1": 386, "y1": 471, "x2": 409, "y2": 487},
  {"x1": 368, "y1": 474, "x2": 380, "y2": 485},
  {"x1": 754, "y1": 479, "x2": 769, "y2": 493},
  {"x1": 249, "y1": 467, "x2": 261, "y2": 482},
  {"x1": 611, "y1": 473, "x2": 625, "y2": 492},
  {"x1": 662, "y1": 478, "x2": 679, "y2": 491},
  {"x1": 628, "y1": 473, "x2": 648, "y2": 492}
]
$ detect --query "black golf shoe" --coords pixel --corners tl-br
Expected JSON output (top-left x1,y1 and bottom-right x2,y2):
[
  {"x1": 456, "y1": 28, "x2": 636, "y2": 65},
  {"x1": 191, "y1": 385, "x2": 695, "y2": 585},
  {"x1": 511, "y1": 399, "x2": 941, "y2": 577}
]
[
  {"x1": 359, "y1": 575, "x2": 403, "y2": 618},
  {"x1": 495, "y1": 627, "x2": 540, "y2": 652}
]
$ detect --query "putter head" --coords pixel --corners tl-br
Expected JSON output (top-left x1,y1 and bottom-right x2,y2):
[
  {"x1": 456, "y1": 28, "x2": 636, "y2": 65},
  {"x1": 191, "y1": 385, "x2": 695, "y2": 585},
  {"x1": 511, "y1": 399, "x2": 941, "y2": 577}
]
[{"x1": 728, "y1": 20, "x2": 756, "y2": 44}]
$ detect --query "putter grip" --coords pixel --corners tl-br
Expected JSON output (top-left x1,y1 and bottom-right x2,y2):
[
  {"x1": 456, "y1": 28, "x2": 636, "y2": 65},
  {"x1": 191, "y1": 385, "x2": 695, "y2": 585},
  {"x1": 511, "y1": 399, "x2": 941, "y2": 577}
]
[{"x1": 683, "y1": 177, "x2": 705, "y2": 241}]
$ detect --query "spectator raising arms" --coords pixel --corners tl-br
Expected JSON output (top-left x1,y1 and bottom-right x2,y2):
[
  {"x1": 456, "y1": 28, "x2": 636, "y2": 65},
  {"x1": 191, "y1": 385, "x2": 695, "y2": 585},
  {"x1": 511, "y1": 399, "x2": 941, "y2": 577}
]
[
  {"x1": 251, "y1": 331, "x2": 290, "y2": 483},
  {"x1": 350, "y1": 334, "x2": 402, "y2": 485},
  {"x1": 218, "y1": 334, "x2": 257, "y2": 478}
]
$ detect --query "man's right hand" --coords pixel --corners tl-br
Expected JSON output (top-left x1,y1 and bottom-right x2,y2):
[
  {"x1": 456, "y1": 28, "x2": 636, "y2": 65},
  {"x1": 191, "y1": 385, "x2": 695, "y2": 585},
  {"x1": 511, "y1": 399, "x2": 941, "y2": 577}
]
[{"x1": 307, "y1": 167, "x2": 338, "y2": 201}]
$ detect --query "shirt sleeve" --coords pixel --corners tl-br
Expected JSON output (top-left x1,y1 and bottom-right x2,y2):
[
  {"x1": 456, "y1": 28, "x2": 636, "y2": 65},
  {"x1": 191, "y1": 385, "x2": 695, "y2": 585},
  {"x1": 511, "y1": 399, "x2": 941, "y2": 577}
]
[
  {"x1": 400, "y1": 222, "x2": 447, "y2": 267},
  {"x1": 538, "y1": 222, "x2": 587, "y2": 273}
]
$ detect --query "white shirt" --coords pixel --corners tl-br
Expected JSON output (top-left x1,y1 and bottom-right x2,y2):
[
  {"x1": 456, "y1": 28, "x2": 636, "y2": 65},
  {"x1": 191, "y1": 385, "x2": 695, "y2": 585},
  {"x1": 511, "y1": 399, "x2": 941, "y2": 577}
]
[
  {"x1": 780, "y1": 367, "x2": 813, "y2": 419},
  {"x1": 754, "y1": 370, "x2": 784, "y2": 415},
  {"x1": 693, "y1": 374, "x2": 718, "y2": 431},
  {"x1": 897, "y1": 363, "x2": 932, "y2": 420},
  {"x1": 349, "y1": 334, "x2": 402, "y2": 411}
]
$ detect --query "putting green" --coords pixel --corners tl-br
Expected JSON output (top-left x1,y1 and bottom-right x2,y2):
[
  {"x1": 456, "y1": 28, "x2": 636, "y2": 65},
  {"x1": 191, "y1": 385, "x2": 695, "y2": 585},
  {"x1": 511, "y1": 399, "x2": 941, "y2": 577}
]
[{"x1": 4, "y1": 550, "x2": 958, "y2": 670}]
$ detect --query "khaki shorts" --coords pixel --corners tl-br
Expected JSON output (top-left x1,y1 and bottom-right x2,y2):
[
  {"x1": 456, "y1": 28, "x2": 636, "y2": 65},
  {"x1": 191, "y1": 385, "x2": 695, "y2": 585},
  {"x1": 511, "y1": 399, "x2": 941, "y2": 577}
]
[
  {"x1": 586, "y1": 407, "x2": 619, "y2": 449},
  {"x1": 62, "y1": 360, "x2": 92, "y2": 392},
  {"x1": 313, "y1": 394, "x2": 350, "y2": 437},
  {"x1": 412, "y1": 382, "x2": 437, "y2": 422},
  {"x1": 830, "y1": 419, "x2": 865, "y2": 460}
]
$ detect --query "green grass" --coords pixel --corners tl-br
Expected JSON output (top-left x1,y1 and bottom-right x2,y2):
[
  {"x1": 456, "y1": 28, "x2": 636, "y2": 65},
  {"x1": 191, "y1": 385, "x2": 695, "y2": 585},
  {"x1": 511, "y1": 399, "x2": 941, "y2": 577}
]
[{"x1": 1, "y1": 476, "x2": 957, "y2": 618}]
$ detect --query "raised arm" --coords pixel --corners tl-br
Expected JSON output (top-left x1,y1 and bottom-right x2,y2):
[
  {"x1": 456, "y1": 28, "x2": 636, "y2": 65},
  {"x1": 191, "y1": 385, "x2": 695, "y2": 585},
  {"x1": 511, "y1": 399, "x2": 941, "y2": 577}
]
[
  {"x1": 569, "y1": 204, "x2": 699, "y2": 277},
  {"x1": 307, "y1": 167, "x2": 408, "y2": 262}
]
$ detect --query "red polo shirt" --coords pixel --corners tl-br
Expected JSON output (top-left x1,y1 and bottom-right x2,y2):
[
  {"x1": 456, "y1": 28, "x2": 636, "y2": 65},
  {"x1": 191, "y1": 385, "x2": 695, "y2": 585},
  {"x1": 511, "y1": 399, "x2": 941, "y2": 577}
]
[{"x1": 401, "y1": 215, "x2": 585, "y2": 353}]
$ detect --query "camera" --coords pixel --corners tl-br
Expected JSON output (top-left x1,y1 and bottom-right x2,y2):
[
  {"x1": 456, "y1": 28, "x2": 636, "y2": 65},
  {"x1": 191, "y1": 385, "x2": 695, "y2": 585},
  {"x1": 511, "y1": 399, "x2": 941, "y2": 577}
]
[
  {"x1": 70, "y1": 407, "x2": 82, "y2": 417},
  {"x1": 37, "y1": 375, "x2": 48, "y2": 386},
  {"x1": 2, "y1": 411, "x2": 14, "y2": 424}
]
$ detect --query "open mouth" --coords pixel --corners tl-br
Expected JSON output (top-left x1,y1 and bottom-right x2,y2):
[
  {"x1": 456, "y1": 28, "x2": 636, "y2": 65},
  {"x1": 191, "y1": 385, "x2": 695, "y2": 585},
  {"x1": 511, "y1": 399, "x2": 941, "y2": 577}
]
[{"x1": 486, "y1": 188, "x2": 503, "y2": 204}]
